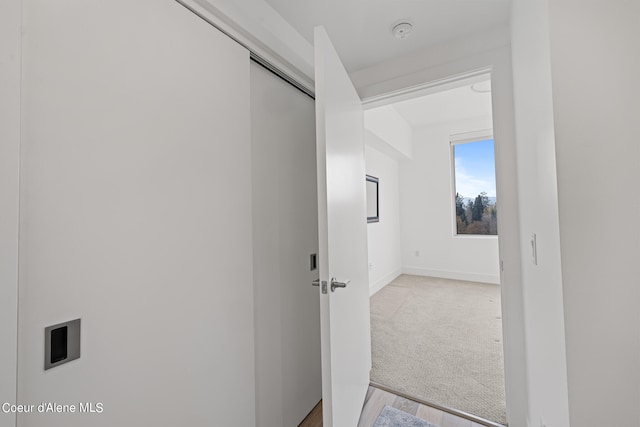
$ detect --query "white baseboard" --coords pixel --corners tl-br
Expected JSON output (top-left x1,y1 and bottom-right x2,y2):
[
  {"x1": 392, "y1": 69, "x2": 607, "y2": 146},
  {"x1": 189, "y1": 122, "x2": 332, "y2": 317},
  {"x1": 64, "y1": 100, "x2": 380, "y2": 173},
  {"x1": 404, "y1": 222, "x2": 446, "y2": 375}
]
[
  {"x1": 369, "y1": 268, "x2": 402, "y2": 296},
  {"x1": 402, "y1": 266, "x2": 500, "y2": 285}
]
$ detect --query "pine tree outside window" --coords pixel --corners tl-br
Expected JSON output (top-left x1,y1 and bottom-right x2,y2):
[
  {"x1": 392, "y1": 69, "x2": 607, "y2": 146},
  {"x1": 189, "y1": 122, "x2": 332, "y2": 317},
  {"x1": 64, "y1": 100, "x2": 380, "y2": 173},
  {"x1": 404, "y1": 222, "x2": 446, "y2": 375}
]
[{"x1": 451, "y1": 132, "x2": 497, "y2": 236}]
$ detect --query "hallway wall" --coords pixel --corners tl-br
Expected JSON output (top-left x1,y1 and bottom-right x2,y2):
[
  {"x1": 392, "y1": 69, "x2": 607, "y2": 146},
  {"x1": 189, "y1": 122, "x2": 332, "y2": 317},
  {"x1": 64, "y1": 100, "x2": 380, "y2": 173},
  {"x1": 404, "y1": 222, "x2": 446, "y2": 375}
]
[
  {"x1": 548, "y1": 1, "x2": 640, "y2": 425},
  {"x1": 510, "y1": 1, "x2": 571, "y2": 424}
]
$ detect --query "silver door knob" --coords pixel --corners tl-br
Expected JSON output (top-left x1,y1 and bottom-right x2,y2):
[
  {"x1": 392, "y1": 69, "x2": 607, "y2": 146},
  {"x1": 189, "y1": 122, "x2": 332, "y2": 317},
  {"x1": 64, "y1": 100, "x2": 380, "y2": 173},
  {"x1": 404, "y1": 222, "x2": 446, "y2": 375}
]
[{"x1": 331, "y1": 277, "x2": 350, "y2": 292}]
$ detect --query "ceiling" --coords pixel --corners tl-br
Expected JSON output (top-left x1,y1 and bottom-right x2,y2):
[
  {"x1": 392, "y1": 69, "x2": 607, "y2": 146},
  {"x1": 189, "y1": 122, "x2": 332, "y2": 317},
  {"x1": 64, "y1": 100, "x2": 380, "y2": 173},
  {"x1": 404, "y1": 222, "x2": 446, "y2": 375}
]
[
  {"x1": 262, "y1": 0, "x2": 511, "y2": 73},
  {"x1": 391, "y1": 81, "x2": 492, "y2": 128}
]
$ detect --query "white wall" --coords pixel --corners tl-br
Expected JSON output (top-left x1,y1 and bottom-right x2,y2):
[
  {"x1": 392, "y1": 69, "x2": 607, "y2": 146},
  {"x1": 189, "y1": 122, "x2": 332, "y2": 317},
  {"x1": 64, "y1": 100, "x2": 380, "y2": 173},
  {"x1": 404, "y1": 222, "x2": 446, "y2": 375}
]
[
  {"x1": 352, "y1": 27, "x2": 529, "y2": 427},
  {"x1": 400, "y1": 118, "x2": 500, "y2": 284},
  {"x1": 0, "y1": 1, "x2": 20, "y2": 425},
  {"x1": 364, "y1": 144, "x2": 402, "y2": 295},
  {"x1": 509, "y1": 2, "x2": 572, "y2": 426},
  {"x1": 547, "y1": 1, "x2": 640, "y2": 426},
  {"x1": 364, "y1": 107, "x2": 413, "y2": 159},
  {"x1": 17, "y1": 1, "x2": 255, "y2": 426},
  {"x1": 251, "y1": 62, "x2": 322, "y2": 426}
]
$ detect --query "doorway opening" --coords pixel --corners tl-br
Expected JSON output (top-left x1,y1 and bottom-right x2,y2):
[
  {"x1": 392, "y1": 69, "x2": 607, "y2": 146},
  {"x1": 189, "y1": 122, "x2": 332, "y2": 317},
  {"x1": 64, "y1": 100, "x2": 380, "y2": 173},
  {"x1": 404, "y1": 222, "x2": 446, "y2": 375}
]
[{"x1": 363, "y1": 73, "x2": 507, "y2": 426}]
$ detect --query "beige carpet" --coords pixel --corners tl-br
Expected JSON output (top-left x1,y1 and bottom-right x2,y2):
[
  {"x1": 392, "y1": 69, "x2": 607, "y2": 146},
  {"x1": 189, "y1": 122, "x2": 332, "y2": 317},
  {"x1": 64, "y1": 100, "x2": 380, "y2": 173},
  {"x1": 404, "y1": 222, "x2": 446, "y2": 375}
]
[{"x1": 370, "y1": 274, "x2": 507, "y2": 425}]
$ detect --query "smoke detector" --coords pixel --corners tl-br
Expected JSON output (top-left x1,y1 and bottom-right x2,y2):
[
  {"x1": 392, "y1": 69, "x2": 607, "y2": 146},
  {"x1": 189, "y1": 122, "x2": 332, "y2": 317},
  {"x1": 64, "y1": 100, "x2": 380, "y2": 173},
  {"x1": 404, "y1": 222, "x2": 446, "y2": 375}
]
[{"x1": 392, "y1": 22, "x2": 413, "y2": 40}]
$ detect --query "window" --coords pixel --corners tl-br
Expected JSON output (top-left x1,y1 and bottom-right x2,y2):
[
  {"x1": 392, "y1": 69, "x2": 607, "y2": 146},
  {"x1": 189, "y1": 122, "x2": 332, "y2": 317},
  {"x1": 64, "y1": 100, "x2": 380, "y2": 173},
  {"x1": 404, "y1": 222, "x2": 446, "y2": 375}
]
[{"x1": 451, "y1": 134, "x2": 497, "y2": 236}]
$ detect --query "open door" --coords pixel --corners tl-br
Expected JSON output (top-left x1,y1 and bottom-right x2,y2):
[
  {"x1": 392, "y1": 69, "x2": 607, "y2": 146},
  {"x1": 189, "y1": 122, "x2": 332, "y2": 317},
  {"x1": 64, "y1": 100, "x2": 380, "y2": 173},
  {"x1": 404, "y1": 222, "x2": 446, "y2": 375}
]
[{"x1": 314, "y1": 26, "x2": 372, "y2": 427}]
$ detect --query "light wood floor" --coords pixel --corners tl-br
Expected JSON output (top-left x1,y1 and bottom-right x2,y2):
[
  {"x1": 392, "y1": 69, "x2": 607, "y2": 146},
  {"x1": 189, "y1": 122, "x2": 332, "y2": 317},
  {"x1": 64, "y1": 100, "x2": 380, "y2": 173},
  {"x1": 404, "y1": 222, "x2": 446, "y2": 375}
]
[{"x1": 299, "y1": 385, "x2": 493, "y2": 427}]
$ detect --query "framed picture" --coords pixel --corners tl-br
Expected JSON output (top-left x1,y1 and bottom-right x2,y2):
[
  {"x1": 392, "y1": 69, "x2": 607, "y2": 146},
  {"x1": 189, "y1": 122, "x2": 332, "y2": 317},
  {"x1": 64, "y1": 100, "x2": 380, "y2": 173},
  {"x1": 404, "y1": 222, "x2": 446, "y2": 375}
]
[{"x1": 366, "y1": 175, "x2": 379, "y2": 223}]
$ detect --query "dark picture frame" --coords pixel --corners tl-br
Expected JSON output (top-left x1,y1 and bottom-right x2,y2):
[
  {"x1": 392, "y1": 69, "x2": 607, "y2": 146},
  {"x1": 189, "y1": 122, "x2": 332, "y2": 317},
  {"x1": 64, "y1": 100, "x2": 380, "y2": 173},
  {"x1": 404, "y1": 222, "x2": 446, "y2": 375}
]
[{"x1": 366, "y1": 175, "x2": 379, "y2": 223}]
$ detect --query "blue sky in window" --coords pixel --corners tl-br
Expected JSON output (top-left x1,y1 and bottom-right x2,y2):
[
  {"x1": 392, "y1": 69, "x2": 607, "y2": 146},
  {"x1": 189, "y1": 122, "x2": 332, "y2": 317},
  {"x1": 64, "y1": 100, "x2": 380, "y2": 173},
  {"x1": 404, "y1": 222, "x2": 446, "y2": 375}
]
[{"x1": 454, "y1": 139, "x2": 496, "y2": 199}]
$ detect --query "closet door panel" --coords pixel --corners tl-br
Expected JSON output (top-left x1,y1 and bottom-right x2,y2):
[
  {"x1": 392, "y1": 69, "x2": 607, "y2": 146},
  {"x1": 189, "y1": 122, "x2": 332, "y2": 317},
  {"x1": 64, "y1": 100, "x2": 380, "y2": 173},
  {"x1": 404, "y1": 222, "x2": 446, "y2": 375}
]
[
  {"x1": 18, "y1": 1, "x2": 254, "y2": 426},
  {"x1": 251, "y1": 62, "x2": 321, "y2": 427}
]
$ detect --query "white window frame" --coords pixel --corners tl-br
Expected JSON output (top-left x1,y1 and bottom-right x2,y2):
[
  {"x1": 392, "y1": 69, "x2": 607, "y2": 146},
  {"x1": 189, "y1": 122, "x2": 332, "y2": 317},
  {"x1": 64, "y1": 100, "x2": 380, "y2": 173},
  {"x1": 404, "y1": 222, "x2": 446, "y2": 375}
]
[{"x1": 450, "y1": 129, "x2": 497, "y2": 238}]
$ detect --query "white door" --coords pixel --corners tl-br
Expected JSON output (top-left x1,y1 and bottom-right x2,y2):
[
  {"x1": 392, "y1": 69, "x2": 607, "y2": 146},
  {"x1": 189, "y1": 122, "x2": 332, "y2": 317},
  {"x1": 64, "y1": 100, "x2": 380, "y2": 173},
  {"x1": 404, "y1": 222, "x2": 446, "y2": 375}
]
[{"x1": 314, "y1": 26, "x2": 372, "y2": 427}]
